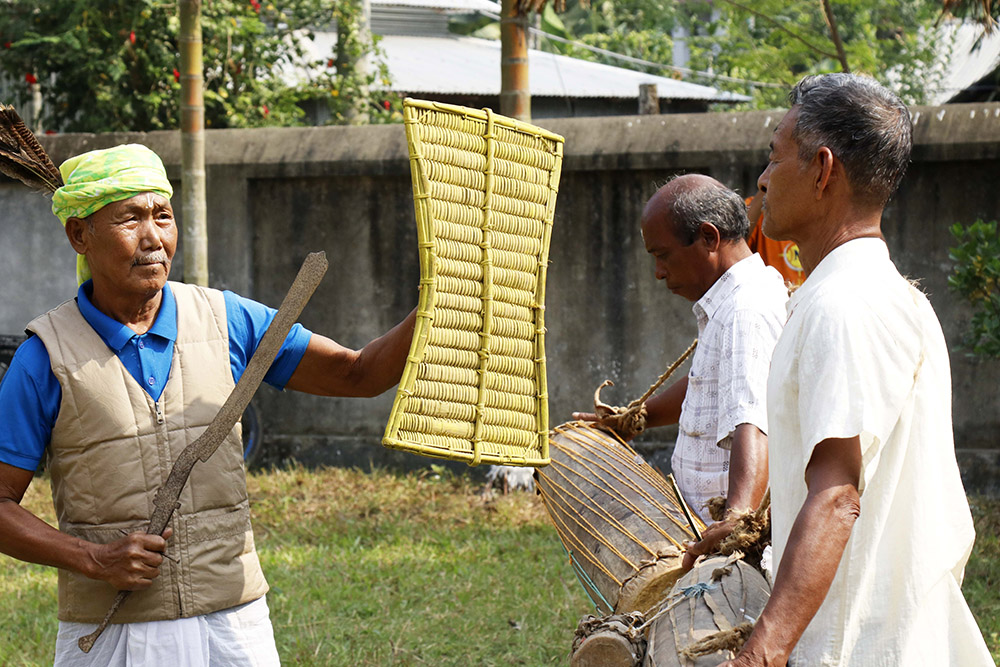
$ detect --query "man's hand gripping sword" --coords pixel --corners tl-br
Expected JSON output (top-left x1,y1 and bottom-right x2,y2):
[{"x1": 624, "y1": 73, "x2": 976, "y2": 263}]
[{"x1": 78, "y1": 252, "x2": 328, "y2": 653}]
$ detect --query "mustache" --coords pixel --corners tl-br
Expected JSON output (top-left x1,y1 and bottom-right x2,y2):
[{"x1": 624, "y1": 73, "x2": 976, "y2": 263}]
[{"x1": 132, "y1": 251, "x2": 169, "y2": 266}]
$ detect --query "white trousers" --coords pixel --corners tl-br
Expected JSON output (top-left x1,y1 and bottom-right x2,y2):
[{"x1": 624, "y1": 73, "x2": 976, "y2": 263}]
[{"x1": 53, "y1": 595, "x2": 280, "y2": 666}]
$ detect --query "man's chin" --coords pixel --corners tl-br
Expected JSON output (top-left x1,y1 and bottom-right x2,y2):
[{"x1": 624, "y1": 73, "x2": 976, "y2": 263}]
[
  {"x1": 133, "y1": 262, "x2": 169, "y2": 276},
  {"x1": 131, "y1": 263, "x2": 171, "y2": 288}
]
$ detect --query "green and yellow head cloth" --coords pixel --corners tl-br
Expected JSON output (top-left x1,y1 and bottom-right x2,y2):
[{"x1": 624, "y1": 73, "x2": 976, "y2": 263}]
[{"x1": 52, "y1": 144, "x2": 173, "y2": 285}]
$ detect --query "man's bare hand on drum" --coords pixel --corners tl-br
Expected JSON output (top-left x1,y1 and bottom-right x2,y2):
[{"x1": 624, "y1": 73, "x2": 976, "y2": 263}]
[{"x1": 681, "y1": 519, "x2": 733, "y2": 571}]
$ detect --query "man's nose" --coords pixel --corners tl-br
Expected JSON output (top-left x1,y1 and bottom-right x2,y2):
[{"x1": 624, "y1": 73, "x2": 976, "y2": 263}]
[
  {"x1": 138, "y1": 218, "x2": 163, "y2": 247},
  {"x1": 757, "y1": 165, "x2": 770, "y2": 193}
]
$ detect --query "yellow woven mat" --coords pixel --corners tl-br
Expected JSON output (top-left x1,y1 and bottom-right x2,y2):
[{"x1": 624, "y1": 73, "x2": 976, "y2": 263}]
[{"x1": 382, "y1": 99, "x2": 564, "y2": 467}]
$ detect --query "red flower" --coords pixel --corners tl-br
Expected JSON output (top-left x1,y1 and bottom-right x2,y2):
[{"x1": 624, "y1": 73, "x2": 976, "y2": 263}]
[
  {"x1": 3, "y1": 42, "x2": 11, "y2": 49},
  {"x1": 45, "y1": 129, "x2": 57, "y2": 135},
  {"x1": 250, "y1": 0, "x2": 261, "y2": 12},
  {"x1": 173, "y1": 68, "x2": 180, "y2": 83},
  {"x1": 25, "y1": 73, "x2": 37, "y2": 84},
  {"x1": 382, "y1": 100, "x2": 390, "y2": 110},
  {"x1": 326, "y1": 58, "x2": 334, "y2": 68},
  {"x1": 262, "y1": 104, "x2": 270, "y2": 116},
  {"x1": 129, "y1": 31, "x2": 136, "y2": 45}
]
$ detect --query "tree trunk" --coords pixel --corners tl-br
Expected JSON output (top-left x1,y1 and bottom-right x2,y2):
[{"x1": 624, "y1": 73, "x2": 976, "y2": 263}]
[
  {"x1": 179, "y1": 0, "x2": 208, "y2": 286},
  {"x1": 500, "y1": 0, "x2": 530, "y2": 121},
  {"x1": 337, "y1": 0, "x2": 371, "y2": 124}
]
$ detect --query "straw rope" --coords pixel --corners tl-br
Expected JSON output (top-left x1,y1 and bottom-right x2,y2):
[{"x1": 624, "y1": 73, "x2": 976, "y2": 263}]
[
  {"x1": 383, "y1": 99, "x2": 563, "y2": 466},
  {"x1": 592, "y1": 339, "x2": 698, "y2": 441}
]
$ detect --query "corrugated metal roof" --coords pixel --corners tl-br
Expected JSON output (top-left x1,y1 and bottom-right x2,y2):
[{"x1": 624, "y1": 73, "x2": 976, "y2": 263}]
[
  {"x1": 306, "y1": 32, "x2": 745, "y2": 101},
  {"x1": 371, "y1": 6, "x2": 451, "y2": 36},
  {"x1": 930, "y1": 20, "x2": 1000, "y2": 104},
  {"x1": 372, "y1": 0, "x2": 500, "y2": 13}
]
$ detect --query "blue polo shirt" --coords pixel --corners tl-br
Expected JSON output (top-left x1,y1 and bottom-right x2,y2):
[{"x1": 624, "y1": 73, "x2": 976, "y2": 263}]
[{"x1": 0, "y1": 282, "x2": 312, "y2": 471}]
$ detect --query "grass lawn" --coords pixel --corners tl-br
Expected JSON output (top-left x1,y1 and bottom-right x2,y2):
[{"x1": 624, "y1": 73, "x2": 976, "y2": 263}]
[{"x1": 0, "y1": 467, "x2": 997, "y2": 665}]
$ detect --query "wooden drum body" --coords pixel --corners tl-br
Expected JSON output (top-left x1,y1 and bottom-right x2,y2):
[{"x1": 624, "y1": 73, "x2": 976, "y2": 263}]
[
  {"x1": 537, "y1": 421, "x2": 705, "y2": 616},
  {"x1": 645, "y1": 555, "x2": 771, "y2": 667}
]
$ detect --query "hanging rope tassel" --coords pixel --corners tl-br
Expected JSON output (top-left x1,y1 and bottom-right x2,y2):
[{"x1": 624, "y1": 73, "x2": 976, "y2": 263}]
[{"x1": 679, "y1": 621, "x2": 754, "y2": 660}]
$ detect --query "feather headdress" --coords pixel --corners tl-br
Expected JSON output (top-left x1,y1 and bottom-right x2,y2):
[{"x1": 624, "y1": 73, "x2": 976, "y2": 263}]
[{"x1": 0, "y1": 104, "x2": 63, "y2": 195}]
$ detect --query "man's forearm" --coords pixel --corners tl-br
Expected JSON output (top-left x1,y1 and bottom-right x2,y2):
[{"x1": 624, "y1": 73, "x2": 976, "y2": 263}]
[
  {"x1": 351, "y1": 307, "x2": 418, "y2": 396},
  {"x1": 730, "y1": 436, "x2": 862, "y2": 666},
  {"x1": 643, "y1": 375, "x2": 688, "y2": 429},
  {"x1": 0, "y1": 498, "x2": 98, "y2": 577},
  {"x1": 286, "y1": 308, "x2": 417, "y2": 397},
  {"x1": 726, "y1": 423, "x2": 768, "y2": 512},
  {"x1": 736, "y1": 482, "x2": 859, "y2": 665}
]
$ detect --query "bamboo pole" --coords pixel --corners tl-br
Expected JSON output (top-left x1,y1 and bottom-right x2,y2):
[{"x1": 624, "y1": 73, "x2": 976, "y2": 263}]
[
  {"x1": 179, "y1": 0, "x2": 208, "y2": 286},
  {"x1": 500, "y1": 0, "x2": 531, "y2": 121}
]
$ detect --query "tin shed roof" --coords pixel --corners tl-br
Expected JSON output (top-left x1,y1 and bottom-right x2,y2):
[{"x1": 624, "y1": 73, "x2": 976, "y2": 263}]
[{"x1": 305, "y1": 32, "x2": 746, "y2": 101}]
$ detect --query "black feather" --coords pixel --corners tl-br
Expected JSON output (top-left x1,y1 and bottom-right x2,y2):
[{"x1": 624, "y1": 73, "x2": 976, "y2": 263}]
[{"x1": 0, "y1": 104, "x2": 63, "y2": 194}]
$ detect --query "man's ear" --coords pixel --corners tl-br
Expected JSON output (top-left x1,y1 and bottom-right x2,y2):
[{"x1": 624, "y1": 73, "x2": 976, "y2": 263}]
[
  {"x1": 64, "y1": 217, "x2": 89, "y2": 255},
  {"x1": 814, "y1": 147, "x2": 835, "y2": 199},
  {"x1": 699, "y1": 222, "x2": 722, "y2": 252}
]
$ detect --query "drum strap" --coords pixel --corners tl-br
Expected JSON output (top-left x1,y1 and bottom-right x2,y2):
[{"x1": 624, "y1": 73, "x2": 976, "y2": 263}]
[{"x1": 703, "y1": 592, "x2": 733, "y2": 632}]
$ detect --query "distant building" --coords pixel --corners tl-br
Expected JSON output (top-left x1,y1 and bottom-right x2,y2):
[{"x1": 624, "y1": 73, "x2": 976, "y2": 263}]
[
  {"x1": 299, "y1": 0, "x2": 745, "y2": 122},
  {"x1": 930, "y1": 20, "x2": 1000, "y2": 104}
]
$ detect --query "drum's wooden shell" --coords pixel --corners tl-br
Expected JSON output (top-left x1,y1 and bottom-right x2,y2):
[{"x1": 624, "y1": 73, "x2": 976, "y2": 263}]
[
  {"x1": 644, "y1": 556, "x2": 771, "y2": 667},
  {"x1": 537, "y1": 422, "x2": 704, "y2": 614},
  {"x1": 571, "y1": 613, "x2": 646, "y2": 667}
]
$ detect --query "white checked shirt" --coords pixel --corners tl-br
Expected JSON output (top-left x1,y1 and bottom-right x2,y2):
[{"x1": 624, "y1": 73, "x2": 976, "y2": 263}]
[{"x1": 671, "y1": 254, "x2": 788, "y2": 522}]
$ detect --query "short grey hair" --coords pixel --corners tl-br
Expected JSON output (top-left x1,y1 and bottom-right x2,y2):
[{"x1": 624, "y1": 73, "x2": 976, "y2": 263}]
[
  {"x1": 789, "y1": 73, "x2": 912, "y2": 206},
  {"x1": 666, "y1": 178, "x2": 750, "y2": 245}
]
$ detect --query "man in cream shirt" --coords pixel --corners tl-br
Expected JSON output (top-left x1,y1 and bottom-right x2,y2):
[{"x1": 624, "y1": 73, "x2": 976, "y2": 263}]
[{"x1": 721, "y1": 74, "x2": 992, "y2": 666}]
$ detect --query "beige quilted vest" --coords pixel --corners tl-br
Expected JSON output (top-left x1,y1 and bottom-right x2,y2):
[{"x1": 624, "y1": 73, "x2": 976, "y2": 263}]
[{"x1": 27, "y1": 281, "x2": 268, "y2": 624}]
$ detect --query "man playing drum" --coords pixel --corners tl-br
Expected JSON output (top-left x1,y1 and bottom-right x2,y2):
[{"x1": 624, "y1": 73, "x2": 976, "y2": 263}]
[
  {"x1": 0, "y1": 144, "x2": 416, "y2": 665},
  {"x1": 719, "y1": 74, "x2": 992, "y2": 666},
  {"x1": 578, "y1": 174, "x2": 788, "y2": 568}
]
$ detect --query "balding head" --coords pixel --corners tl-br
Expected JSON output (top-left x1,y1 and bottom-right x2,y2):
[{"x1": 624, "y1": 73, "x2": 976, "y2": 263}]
[
  {"x1": 640, "y1": 174, "x2": 752, "y2": 302},
  {"x1": 644, "y1": 174, "x2": 750, "y2": 245}
]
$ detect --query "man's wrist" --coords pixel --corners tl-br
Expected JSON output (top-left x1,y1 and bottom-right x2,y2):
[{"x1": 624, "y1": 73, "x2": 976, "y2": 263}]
[
  {"x1": 738, "y1": 614, "x2": 792, "y2": 666},
  {"x1": 73, "y1": 537, "x2": 103, "y2": 580}
]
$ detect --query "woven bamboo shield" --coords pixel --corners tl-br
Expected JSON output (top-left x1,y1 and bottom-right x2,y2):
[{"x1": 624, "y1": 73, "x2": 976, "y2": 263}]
[
  {"x1": 537, "y1": 422, "x2": 706, "y2": 616},
  {"x1": 382, "y1": 99, "x2": 563, "y2": 467},
  {"x1": 644, "y1": 555, "x2": 771, "y2": 667}
]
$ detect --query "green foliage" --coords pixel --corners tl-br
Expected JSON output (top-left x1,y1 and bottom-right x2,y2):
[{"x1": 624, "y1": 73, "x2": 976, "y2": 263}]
[
  {"x1": 941, "y1": 0, "x2": 1000, "y2": 31},
  {"x1": 689, "y1": 0, "x2": 947, "y2": 108},
  {"x1": 520, "y1": 0, "x2": 948, "y2": 108},
  {"x1": 949, "y1": 220, "x2": 1000, "y2": 358},
  {"x1": 534, "y1": 0, "x2": 676, "y2": 75},
  {"x1": 0, "y1": 0, "x2": 399, "y2": 132}
]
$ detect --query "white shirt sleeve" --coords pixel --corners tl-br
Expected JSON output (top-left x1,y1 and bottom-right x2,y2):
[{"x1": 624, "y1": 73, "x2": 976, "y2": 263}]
[{"x1": 795, "y1": 289, "x2": 923, "y2": 492}]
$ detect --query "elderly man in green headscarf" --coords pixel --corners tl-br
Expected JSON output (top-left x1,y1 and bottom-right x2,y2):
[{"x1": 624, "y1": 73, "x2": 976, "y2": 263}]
[{"x1": 0, "y1": 145, "x2": 417, "y2": 665}]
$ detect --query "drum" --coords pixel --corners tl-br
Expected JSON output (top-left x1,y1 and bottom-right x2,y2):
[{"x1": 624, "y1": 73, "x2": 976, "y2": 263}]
[
  {"x1": 644, "y1": 555, "x2": 771, "y2": 667},
  {"x1": 537, "y1": 421, "x2": 705, "y2": 616},
  {"x1": 571, "y1": 612, "x2": 647, "y2": 667}
]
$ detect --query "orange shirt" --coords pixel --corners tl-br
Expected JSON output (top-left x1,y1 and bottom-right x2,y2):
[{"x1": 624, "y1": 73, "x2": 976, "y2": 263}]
[{"x1": 746, "y1": 205, "x2": 804, "y2": 286}]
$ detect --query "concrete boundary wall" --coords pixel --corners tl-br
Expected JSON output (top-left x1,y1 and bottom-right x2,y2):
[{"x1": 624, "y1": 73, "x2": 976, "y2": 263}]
[{"x1": 2, "y1": 103, "x2": 999, "y2": 493}]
